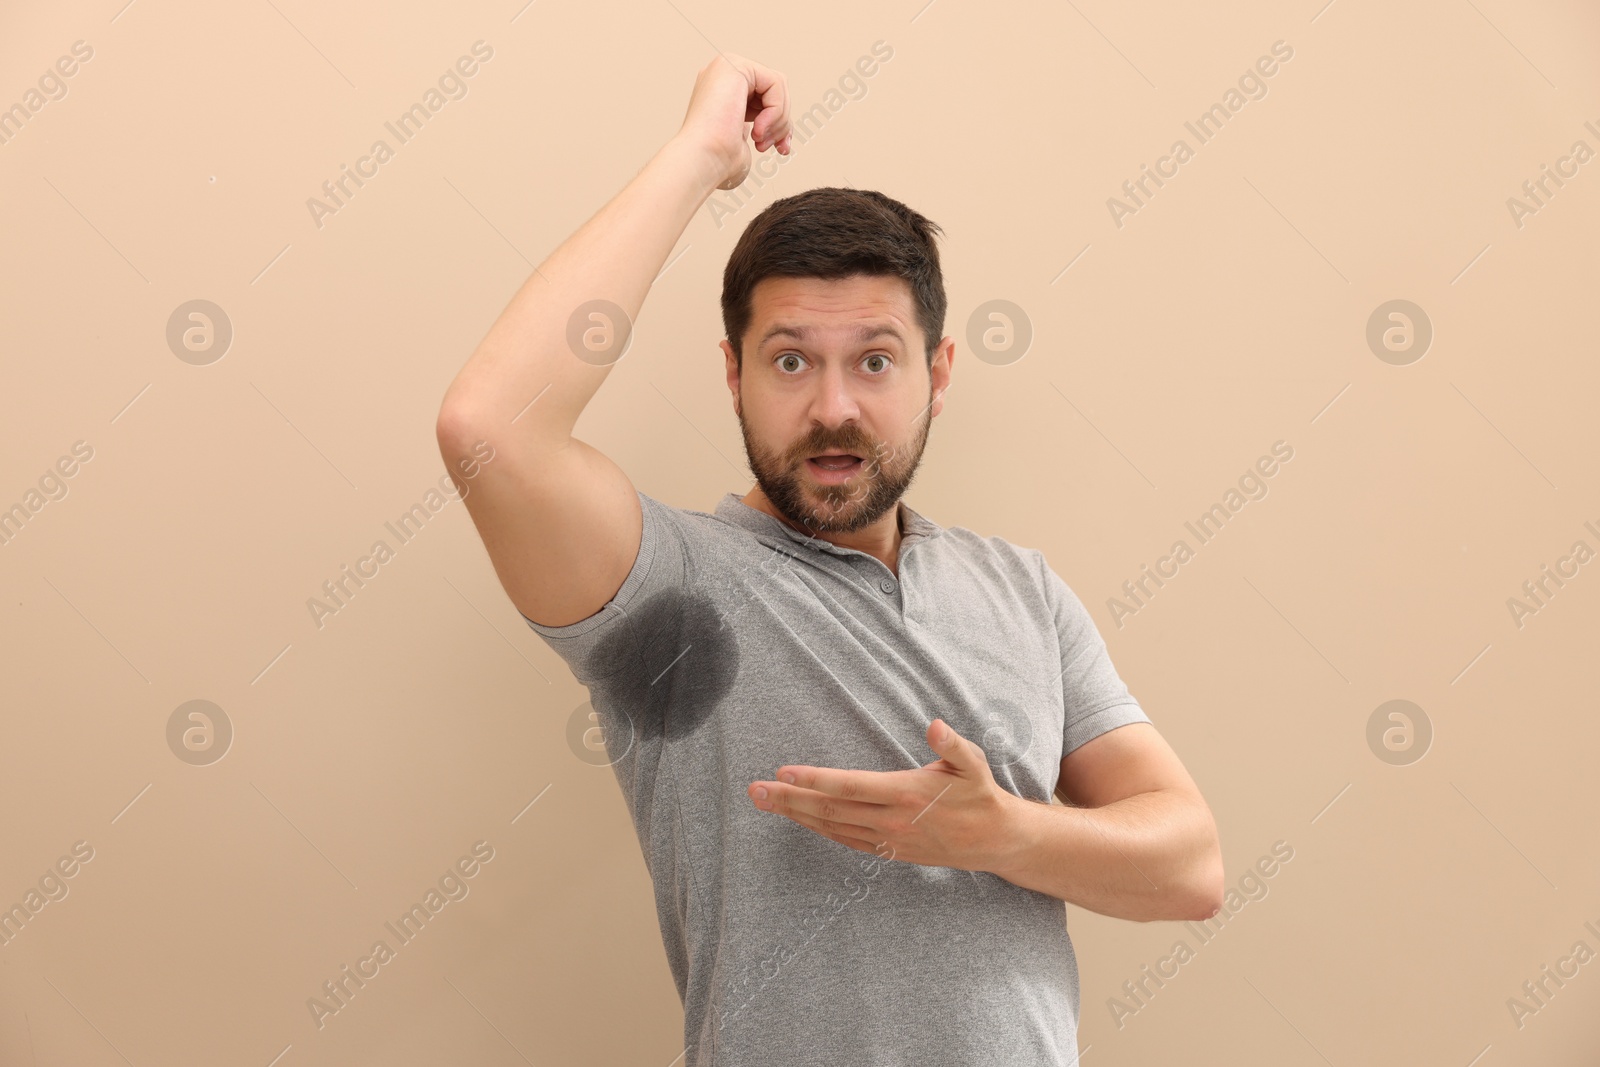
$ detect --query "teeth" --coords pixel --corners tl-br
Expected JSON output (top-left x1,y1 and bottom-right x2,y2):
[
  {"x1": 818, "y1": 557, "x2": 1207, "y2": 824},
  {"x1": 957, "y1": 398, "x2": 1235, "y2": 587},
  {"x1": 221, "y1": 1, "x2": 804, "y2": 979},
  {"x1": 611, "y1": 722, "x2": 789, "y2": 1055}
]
[{"x1": 814, "y1": 456, "x2": 857, "y2": 470}]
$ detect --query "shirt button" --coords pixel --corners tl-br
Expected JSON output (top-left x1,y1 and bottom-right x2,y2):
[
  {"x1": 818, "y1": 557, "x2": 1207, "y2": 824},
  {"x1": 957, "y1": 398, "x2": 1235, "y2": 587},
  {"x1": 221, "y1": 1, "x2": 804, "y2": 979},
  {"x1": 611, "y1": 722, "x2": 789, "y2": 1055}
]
[{"x1": 879, "y1": 577, "x2": 897, "y2": 593}]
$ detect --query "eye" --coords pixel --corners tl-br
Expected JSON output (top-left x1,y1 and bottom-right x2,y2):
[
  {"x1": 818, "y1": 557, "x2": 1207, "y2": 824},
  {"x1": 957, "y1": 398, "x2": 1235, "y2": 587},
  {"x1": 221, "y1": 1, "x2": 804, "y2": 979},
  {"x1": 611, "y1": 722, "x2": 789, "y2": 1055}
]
[
  {"x1": 863, "y1": 353, "x2": 891, "y2": 373},
  {"x1": 776, "y1": 352, "x2": 807, "y2": 374}
]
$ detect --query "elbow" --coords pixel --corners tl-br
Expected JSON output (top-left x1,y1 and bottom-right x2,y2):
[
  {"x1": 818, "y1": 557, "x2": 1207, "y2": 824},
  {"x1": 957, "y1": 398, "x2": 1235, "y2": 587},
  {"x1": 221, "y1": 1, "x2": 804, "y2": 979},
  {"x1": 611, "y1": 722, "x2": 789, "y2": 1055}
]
[
  {"x1": 1156, "y1": 800, "x2": 1223, "y2": 922},
  {"x1": 1134, "y1": 850, "x2": 1223, "y2": 924},
  {"x1": 1184, "y1": 872, "x2": 1225, "y2": 922},
  {"x1": 434, "y1": 406, "x2": 504, "y2": 487},
  {"x1": 1150, "y1": 871, "x2": 1221, "y2": 924},
  {"x1": 436, "y1": 394, "x2": 570, "y2": 464},
  {"x1": 435, "y1": 402, "x2": 502, "y2": 464},
  {"x1": 436, "y1": 371, "x2": 507, "y2": 446},
  {"x1": 435, "y1": 398, "x2": 479, "y2": 450},
  {"x1": 1181, "y1": 830, "x2": 1225, "y2": 922}
]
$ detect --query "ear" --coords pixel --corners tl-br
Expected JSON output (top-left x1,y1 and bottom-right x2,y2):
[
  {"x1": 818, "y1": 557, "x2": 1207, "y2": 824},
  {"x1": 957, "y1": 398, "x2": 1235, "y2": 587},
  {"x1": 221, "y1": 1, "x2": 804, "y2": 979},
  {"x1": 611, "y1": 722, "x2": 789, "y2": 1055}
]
[
  {"x1": 929, "y1": 336, "x2": 955, "y2": 418},
  {"x1": 721, "y1": 339, "x2": 741, "y2": 415}
]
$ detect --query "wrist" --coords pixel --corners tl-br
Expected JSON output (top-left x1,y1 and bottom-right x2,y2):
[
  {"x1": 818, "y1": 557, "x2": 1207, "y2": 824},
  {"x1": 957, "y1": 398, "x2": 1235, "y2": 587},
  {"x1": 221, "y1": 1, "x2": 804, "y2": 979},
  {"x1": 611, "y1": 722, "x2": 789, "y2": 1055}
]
[
  {"x1": 660, "y1": 132, "x2": 730, "y2": 200},
  {"x1": 983, "y1": 791, "x2": 1046, "y2": 880}
]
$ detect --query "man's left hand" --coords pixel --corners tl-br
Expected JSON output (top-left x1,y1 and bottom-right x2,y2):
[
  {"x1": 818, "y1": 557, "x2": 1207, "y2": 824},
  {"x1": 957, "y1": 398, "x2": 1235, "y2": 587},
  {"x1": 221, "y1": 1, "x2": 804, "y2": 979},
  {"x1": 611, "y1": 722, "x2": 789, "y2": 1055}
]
[{"x1": 746, "y1": 718, "x2": 1025, "y2": 872}]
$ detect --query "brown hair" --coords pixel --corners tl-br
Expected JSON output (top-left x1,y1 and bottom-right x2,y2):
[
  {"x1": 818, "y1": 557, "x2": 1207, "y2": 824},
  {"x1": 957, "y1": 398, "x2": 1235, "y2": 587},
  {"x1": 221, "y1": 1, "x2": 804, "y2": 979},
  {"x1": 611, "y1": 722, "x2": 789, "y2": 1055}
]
[{"x1": 721, "y1": 187, "x2": 946, "y2": 369}]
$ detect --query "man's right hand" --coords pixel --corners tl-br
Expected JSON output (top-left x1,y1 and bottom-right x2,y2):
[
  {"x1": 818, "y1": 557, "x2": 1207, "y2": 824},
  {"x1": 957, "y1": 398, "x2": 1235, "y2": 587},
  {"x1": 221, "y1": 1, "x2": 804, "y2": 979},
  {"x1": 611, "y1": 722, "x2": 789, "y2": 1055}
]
[{"x1": 675, "y1": 54, "x2": 792, "y2": 191}]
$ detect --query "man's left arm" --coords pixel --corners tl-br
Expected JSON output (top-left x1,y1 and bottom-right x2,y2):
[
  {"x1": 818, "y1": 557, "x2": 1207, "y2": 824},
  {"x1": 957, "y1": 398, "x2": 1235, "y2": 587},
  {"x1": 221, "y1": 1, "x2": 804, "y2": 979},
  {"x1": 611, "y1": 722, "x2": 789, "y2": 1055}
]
[{"x1": 986, "y1": 720, "x2": 1223, "y2": 922}]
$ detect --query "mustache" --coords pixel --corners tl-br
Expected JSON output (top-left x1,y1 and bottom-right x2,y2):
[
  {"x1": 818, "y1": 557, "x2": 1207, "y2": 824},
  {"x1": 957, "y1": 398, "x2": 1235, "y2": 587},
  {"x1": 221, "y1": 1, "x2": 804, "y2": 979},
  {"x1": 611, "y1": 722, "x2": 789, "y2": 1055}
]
[{"x1": 791, "y1": 434, "x2": 883, "y2": 461}]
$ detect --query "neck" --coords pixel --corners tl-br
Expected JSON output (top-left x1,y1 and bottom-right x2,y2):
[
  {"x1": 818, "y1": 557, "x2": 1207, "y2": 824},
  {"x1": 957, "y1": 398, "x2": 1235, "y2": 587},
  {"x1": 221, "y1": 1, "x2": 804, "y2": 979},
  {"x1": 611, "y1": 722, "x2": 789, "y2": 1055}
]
[{"x1": 741, "y1": 486, "x2": 905, "y2": 573}]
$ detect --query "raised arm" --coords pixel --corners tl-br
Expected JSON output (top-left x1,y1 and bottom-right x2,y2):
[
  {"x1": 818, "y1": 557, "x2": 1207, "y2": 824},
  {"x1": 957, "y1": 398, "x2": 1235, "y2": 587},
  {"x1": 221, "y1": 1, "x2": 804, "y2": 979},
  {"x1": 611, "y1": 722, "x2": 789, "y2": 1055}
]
[{"x1": 434, "y1": 55, "x2": 790, "y2": 627}]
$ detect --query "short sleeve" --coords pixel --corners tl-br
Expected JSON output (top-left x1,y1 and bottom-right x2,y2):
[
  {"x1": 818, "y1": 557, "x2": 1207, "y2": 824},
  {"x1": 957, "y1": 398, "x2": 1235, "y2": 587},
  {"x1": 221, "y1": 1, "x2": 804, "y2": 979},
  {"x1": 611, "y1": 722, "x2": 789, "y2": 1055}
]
[
  {"x1": 1037, "y1": 552, "x2": 1151, "y2": 758},
  {"x1": 521, "y1": 490, "x2": 691, "y2": 685}
]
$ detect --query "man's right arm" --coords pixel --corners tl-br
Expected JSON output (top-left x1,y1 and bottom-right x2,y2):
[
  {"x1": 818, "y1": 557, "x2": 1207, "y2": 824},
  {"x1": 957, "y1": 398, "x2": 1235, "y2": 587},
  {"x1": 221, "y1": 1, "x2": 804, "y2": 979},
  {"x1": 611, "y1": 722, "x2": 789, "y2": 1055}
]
[{"x1": 434, "y1": 56, "x2": 790, "y2": 628}]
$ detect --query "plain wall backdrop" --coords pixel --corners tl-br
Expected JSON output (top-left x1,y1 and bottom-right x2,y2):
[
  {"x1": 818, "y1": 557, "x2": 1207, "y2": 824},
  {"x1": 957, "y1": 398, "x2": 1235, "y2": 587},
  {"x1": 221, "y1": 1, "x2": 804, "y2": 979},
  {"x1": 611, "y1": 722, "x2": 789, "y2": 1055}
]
[{"x1": 2, "y1": 0, "x2": 1598, "y2": 1063}]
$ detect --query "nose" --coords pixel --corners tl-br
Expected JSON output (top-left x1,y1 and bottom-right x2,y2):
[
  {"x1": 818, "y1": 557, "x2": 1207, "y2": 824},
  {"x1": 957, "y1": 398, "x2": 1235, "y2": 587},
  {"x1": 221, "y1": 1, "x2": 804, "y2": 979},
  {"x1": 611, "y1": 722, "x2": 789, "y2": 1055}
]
[{"x1": 807, "y1": 359, "x2": 861, "y2": 431}]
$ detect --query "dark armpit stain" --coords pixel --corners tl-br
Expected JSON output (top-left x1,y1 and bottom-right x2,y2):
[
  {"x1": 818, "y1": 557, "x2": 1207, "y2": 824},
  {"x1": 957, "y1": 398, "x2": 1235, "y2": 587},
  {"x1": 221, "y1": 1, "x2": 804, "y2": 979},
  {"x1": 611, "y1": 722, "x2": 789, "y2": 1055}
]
[{"x1": 589, "y1": 586, "x2": 741, "y2": 749}]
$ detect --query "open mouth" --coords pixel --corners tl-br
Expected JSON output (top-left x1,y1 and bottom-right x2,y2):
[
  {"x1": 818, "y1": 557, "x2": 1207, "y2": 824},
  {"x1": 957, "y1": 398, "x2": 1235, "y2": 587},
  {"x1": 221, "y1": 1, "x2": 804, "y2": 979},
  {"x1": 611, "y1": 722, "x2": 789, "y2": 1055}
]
[{"x1": 805, "y1": 453, "x2": 863, "y2": 480}]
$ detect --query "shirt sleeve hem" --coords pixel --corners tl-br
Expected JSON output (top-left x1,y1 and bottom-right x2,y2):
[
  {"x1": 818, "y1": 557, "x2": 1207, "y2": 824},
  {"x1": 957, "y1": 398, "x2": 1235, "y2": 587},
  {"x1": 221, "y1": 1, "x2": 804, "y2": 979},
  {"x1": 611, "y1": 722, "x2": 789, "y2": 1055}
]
[
  {"x1": 519, "y1": 490, "x2": 663, "y2": 640},
  {"x1": 1062, "y1": 701, "x2": 1150, "y2": 757}
]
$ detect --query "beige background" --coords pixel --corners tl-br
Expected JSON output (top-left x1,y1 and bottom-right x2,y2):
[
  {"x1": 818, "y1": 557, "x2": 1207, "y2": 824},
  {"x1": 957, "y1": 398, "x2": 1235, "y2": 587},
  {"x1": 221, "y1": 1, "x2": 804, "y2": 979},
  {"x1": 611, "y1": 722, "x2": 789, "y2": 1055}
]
[{"x1": 3, "y1": 0, "x2": 1599, "y2": 1063}]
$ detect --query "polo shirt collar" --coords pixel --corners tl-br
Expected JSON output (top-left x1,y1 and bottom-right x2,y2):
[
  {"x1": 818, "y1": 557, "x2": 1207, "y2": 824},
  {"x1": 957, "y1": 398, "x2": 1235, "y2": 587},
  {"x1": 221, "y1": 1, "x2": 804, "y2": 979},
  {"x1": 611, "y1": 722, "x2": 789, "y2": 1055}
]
[{"x1": 713, "y1": 492, "x2": 943, "y2": 558}]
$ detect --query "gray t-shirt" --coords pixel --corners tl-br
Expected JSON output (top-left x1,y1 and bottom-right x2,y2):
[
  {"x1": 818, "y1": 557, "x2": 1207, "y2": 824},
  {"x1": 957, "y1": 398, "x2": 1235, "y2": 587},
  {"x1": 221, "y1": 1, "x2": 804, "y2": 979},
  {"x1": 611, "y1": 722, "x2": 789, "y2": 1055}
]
[{"x1": 524, "y1": 490, "x2": 1150, "y2": 1066}]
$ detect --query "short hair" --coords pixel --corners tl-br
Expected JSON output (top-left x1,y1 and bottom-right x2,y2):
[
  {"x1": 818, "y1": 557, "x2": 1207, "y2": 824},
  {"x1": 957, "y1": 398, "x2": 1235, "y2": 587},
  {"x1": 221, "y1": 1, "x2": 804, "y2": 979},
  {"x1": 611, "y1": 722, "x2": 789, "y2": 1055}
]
[{"x1": 721, "y1": 187, "x2": 946, "y2": 369}]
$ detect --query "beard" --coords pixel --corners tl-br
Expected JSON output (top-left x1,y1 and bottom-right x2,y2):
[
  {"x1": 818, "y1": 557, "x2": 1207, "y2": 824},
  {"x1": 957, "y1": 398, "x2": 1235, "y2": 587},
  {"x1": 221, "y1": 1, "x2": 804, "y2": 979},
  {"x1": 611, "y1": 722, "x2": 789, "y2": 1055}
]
[{"x1": 736, "y1": 390, "x2": 933, "y2": 535}]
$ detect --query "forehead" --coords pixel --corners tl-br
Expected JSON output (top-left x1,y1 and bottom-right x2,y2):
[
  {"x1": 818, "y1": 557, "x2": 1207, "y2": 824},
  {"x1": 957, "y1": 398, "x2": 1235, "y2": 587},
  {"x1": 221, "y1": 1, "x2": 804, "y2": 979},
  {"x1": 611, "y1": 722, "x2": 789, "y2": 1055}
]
[{"x1": 748, "y1": 274, "x2": 917, "y2": 348}]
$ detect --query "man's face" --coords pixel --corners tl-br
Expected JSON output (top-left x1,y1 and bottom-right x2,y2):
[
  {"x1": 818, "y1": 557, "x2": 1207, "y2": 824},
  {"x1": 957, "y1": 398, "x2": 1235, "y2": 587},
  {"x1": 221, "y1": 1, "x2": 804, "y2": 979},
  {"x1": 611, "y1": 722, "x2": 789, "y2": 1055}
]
[{"x1": 722, "y1": 273, "x2": 953, "y2": 534}]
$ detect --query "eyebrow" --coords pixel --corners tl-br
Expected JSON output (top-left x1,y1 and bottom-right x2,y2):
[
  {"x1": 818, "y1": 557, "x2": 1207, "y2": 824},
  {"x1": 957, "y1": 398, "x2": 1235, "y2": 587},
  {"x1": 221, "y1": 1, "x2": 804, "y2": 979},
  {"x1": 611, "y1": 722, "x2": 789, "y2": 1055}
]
[{"x1": 757, "y1": 323, "x2": 907, "y2": 351}]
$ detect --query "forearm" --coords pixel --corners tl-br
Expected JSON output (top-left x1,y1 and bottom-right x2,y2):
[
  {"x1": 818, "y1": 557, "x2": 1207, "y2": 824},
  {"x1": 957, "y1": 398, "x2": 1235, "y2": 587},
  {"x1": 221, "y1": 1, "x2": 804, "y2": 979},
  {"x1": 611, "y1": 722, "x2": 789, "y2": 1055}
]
[
  {"x1": 437, "y1": 133, "x2": 720, "y2": 449},
  {"x1": 986, "y1": 789, "x2": 1222, "y2": 922}
]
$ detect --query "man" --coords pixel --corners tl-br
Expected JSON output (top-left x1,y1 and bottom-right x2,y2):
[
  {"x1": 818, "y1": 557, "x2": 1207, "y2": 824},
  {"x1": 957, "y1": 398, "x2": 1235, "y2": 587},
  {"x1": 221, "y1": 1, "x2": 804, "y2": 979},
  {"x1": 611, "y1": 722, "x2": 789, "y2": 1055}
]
[{"x1": 436, "y1": 53, "x2": 1221, "y2": 1067}]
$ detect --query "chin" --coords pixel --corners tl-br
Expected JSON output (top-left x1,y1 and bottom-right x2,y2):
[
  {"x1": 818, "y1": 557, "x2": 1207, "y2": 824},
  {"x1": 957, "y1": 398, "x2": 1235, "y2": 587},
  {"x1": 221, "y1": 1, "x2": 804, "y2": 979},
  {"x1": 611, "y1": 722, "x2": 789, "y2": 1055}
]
[{"x1": 807, "y1": 498, "x2": 875, "y2": 530}]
